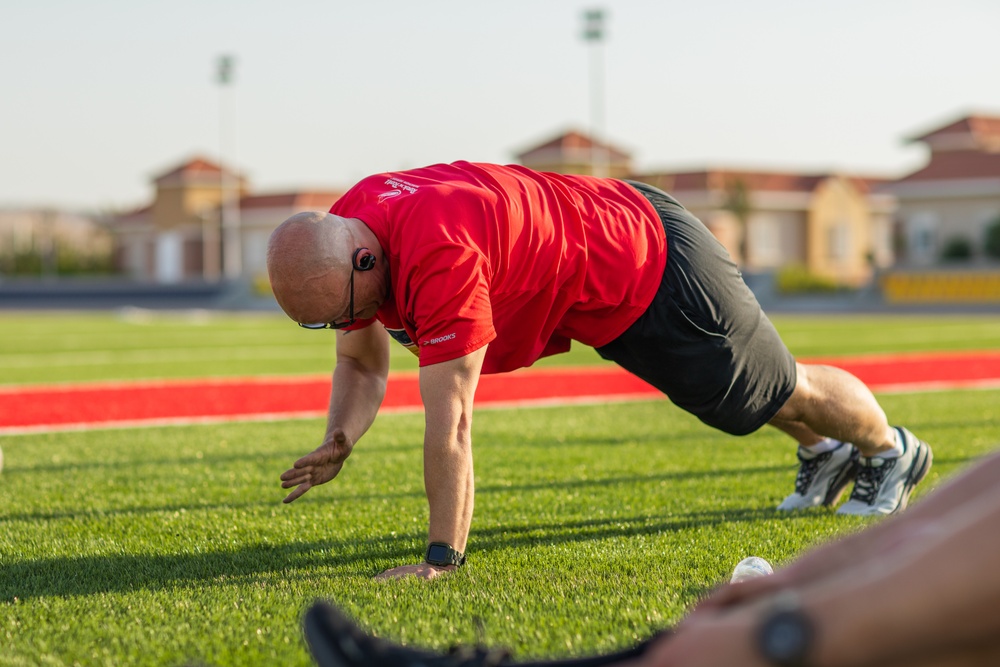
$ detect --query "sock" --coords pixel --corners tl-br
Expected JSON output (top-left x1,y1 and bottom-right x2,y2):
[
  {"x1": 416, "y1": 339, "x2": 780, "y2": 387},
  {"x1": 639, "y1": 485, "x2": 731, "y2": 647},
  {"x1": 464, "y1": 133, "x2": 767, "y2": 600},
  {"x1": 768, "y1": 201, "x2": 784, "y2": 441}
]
[
  {"x1": 874, "y1": 429, "x2": 904, "y2": 459},
  {"x1": 802, "y1": 437, "x2": 842, "y2": 455}
]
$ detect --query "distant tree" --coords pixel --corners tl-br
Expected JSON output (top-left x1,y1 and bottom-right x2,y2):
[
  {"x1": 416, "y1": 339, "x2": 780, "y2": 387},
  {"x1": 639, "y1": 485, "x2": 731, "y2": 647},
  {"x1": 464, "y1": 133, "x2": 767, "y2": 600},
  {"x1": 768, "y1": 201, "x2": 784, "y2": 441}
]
[
  {"x1": 940, "y1": 236, "x2": 973, "y2": 262},
  {"x1": 722, "y1": 178, "x2": 752, "y2": 264},
  {"x1": 985, "y1": 216, "x2": 1000, "y2": 260},
  {"x1": 0, "y1": 242, "x2": 115, "y2": 277}
]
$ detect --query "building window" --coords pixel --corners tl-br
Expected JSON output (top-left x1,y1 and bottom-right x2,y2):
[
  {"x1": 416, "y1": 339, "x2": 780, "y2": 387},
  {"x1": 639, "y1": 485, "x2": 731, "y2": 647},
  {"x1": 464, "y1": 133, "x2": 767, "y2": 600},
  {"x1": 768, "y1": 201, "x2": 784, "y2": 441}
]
[
  {"x1": 826, "y1": 222, "x2": 850, "y2": 262},
  {"x1": 750, "y1": 217, "x2": 781, "y2": 267},
  {"x1": 907, "y1": 213, "x2": 939, "y2": 264}
]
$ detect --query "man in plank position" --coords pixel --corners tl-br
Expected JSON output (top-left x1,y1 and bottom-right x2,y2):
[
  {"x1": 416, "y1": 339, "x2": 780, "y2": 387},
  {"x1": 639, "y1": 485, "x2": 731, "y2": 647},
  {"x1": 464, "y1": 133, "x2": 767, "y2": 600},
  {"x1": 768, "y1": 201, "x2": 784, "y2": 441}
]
[{"x1": 267, "y1": 161, "x2": 932, "y2": 580}]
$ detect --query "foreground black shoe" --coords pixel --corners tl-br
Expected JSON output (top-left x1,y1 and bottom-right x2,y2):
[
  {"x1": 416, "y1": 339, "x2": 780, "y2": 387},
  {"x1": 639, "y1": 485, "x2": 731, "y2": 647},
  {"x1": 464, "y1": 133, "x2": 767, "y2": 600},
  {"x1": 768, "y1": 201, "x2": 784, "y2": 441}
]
[{"x1": 304, "y1": 600, "x2": 666, "y2": 667}]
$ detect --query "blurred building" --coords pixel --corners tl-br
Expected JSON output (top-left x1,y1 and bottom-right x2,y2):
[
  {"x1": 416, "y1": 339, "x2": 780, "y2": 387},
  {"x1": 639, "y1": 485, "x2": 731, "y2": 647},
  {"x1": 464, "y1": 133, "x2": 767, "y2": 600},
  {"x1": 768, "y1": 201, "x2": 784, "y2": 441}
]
[
  {"x1": 517, "y1": 129, "x2": 895, "y2": 287},
  {"x1": 112, "y1": 157, "x2": 342, "y2": 283},
  {"x1": 636, "y1": 170, "x2": 895, "y2": 286},
  {"x1": 515, "y1": 129, "x2": 632, "y2": 179},
  {"x1": 882, "y1": 113, "x2": 1000, "y2": 265},
  {"x1": 107, "y1": 112, "x2": 1000, "y2": 288},
  {"x1": 0, "y1": 208, "x2": 113, "y2": 276}
]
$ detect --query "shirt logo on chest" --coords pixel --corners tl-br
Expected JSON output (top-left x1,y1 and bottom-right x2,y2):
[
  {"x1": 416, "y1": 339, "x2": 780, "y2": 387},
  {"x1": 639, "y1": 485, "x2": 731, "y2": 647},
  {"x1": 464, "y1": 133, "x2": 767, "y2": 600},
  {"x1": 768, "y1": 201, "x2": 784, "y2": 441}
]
[
  {"x1": 378, "y1": 176, "x2": 420, "y2": 205},
  {"x1": 377, "y1": 189, "x2": 402, "y2": 204}
]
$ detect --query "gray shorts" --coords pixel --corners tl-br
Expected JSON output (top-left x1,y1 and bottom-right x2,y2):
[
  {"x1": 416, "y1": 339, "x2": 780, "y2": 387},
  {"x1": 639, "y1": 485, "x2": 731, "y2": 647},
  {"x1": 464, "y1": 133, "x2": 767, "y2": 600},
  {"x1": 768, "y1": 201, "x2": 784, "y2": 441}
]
[{"x1": 596, "y1": 181, "x2": 797, "y2": 436}]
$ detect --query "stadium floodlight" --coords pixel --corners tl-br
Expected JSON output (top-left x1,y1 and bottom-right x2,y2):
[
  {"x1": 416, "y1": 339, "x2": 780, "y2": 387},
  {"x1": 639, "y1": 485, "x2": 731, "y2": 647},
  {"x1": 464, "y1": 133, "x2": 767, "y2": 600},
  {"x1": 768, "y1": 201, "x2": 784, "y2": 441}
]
[
  {"x1": 581, "y1": 9, "x2": 608, "y2": 177},
  {"x1": 217, "y1": 54, "x2": 242, "y2": 280}
]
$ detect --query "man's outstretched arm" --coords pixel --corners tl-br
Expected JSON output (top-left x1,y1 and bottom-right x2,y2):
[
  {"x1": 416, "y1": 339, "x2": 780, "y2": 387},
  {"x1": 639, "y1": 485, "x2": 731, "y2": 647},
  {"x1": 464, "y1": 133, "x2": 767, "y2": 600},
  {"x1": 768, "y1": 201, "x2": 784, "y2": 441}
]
[
  {"x1": 377, "y1": 345, "x2": 487, "y2": 580},
  {"x1": 281, "y1": 325, "x2": 391, "y2": 503}
]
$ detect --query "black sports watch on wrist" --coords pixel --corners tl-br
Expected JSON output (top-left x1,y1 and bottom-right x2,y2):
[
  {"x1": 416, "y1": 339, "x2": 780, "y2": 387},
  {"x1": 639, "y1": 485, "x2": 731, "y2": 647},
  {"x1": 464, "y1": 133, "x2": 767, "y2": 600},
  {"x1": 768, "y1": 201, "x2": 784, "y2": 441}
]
[
  {"x1": 756, "y1": 594, "x2": 815, "y2": 667},
  {"x1": 424, "y1": 542, "x2": 466, "y2": 567}
]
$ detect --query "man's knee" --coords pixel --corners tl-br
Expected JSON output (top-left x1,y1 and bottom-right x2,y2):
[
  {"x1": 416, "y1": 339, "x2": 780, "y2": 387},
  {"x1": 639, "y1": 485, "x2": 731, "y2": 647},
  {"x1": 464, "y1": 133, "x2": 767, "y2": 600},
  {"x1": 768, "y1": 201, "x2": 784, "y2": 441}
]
[{"x1": 770, "y1": 362, "x2": 809, "y2": 423}]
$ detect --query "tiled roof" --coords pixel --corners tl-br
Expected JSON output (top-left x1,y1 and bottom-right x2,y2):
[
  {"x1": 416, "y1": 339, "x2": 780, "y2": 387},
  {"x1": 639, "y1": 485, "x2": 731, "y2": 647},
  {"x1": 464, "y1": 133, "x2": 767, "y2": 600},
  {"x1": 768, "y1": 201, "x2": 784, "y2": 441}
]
[
  {"x1": 239, "y1": 191, "x2": 343, "y2": 210},
  {"x1": 117, "y1": 204, "x2": 152, "y2": 219},
  {"x1": 636, "y1": 169, "x2": 831, "y2": 193},
  {"x1": 909, "y1": 114, "x2": 1000, "y2": 145},
  {"x1": 895, "y1": 150, "x2": 1000, "y2": 183},
  {"x1": 154, "y1": 156, "x2": 220, "y2": 180},
  {"x1": 897, "y1": 113, "x2": 1000, "y2": 182},
  {"x1": 515, "y1": 129, "x2": 631, "y2": 162},
  {"x1": 153, "y1": 156, "x2": 242, "y2": 185},
  {"x1": 631, "y1": 169, "x2": 892, "y2": 197},
  {"x1": 112, "y1": 192, "x2": 343, "y2": 227},
  {"x1": 112, "y1": 204, "x2": 153, "y2": 229}
]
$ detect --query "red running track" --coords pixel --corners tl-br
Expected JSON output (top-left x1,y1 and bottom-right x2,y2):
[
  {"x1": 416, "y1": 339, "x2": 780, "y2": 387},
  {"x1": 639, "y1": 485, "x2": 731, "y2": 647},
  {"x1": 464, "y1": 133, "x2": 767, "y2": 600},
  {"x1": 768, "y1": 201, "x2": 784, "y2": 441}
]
[{"x1": 2, "y1": 351, "x2": 1000, "y2": 433}]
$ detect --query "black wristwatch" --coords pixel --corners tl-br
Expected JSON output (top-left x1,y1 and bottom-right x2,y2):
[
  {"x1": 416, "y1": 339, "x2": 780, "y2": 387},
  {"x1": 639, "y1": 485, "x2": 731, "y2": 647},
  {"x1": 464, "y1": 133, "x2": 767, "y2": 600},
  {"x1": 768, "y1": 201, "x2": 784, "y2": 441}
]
[
  {"x1": 756, "y1": 594, "x2": 814, "y2": 667},
  {"x1": 424, "y1": 542, "x2": 466, "y2": 567}
]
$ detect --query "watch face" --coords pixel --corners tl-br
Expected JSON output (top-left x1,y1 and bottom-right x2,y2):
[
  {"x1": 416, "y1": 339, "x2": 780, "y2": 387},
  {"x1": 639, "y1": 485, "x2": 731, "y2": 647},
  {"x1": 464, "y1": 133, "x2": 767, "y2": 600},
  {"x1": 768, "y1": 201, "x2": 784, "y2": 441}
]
[
  {"x1": 767, "y1": 618, "x2": 805, "y2": 656},
  {"x1": 427, "y1": 544, "x2": 451, "y2": 565},
  {"x1": 760, "y1": 610, "x2": 812, "y2": 666}
]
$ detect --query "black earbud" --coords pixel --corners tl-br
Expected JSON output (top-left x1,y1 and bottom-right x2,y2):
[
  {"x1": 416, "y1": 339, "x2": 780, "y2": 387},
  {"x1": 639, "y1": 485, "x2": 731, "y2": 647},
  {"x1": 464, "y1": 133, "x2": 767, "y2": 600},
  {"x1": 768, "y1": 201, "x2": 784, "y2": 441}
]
[{"x1": 353, "y1": 248, "x2": 376, "y2": 271}]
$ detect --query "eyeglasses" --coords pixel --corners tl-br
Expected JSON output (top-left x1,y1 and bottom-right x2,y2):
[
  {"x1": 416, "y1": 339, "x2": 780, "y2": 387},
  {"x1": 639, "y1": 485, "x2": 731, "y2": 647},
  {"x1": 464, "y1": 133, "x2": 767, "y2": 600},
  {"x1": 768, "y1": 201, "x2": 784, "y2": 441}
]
[{"x1": 298, "y1": 248, "x2": 369, "y2": 330}]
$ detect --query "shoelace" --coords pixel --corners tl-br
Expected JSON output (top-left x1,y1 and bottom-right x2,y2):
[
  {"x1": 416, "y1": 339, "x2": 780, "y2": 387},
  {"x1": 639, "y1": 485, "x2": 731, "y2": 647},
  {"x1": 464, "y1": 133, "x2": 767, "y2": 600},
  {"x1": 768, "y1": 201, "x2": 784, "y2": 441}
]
[
  {"x1": 794, "y1": 450, "x2": 832, "y2": 494},
  {"x1": 849, "y1": 458, "x2": 896, "y2": 505}
]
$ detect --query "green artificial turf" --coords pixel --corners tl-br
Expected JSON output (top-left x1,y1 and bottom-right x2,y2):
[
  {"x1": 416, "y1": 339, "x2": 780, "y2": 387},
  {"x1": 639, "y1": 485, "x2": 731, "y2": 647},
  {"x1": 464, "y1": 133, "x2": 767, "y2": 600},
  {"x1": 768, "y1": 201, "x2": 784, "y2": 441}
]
[
  {"x1": 2, "y1": 311, "x2": 1000, "y2": 384},
  {"x1": 2, "y1": 310, "x2": 1000, "y2": 665},
  {"x1": 2, "y1": 391, "x2": 999, "y2": 665}
]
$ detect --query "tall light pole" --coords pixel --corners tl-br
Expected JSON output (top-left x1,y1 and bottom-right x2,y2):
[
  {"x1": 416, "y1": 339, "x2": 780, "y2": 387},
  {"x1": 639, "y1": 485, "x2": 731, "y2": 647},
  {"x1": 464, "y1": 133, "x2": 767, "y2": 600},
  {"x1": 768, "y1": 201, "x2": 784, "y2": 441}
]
[
  {"x1": 582, "y1": 8, "x2": 608, "y2": 177},
  {"x1": 217, "y1": 54, "x2": 242, "y2": 280}
]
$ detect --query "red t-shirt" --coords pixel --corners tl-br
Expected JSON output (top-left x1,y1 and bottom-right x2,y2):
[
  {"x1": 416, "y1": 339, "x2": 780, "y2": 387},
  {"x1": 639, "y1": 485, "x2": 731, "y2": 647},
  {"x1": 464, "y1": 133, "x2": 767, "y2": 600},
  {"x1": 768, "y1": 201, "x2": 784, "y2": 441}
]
[{"x1": 329, "y1": 161, "x2": 667, "y2": 374}]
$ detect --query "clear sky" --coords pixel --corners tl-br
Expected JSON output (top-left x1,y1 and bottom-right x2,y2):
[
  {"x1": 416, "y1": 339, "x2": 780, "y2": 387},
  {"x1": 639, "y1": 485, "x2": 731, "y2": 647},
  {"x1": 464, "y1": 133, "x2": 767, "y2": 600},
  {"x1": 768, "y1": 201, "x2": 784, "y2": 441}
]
[{"x1": 3, "y1": 0, "x2": 999, "y2": 211}]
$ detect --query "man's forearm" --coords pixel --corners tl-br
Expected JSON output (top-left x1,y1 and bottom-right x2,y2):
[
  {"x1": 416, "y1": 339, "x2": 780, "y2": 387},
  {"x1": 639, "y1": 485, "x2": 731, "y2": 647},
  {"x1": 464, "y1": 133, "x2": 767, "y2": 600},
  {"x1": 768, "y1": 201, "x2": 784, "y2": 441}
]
[
  {"x1": 417, "y1": 348, "x2": 486, "y2": 556},
  {"x1": 326, "y1": 358, "x2": 387, "y2": 443},
  {"x1": 324, "y1": 326, "x2": 391, "y2": 444},
  {"x1": 807, "y1": 486, "x2": 1000, "y2": 666},
  {"x1": 892, "y1": 448, "x2": 1000, "y2": 525},
  {"x1": 423, "y1": 413, "x2": 475, "y2": 552}
]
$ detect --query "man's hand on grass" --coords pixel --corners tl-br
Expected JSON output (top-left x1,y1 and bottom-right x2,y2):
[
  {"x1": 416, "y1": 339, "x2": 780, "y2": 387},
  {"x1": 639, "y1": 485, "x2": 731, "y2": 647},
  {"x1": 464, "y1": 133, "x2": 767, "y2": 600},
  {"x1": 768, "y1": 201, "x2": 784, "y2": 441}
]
[
  {"x1": 375, "y1": 563, "x2": 456, "y2": 580},
  {"x1": 280, "y1": 428, "x2": 354, "y2": 503}
]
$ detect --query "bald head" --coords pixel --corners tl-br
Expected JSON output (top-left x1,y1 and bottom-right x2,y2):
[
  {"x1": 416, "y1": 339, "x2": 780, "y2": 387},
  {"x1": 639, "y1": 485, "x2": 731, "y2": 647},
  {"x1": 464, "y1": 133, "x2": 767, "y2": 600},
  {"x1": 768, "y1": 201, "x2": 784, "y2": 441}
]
[{"x1": 267, "y1": 212, "x2": 354, "y2": 323}]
